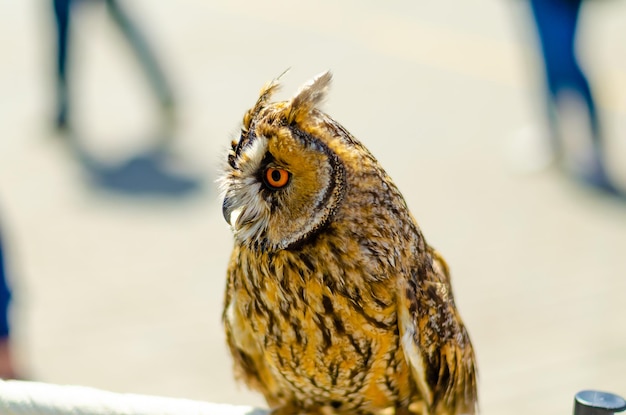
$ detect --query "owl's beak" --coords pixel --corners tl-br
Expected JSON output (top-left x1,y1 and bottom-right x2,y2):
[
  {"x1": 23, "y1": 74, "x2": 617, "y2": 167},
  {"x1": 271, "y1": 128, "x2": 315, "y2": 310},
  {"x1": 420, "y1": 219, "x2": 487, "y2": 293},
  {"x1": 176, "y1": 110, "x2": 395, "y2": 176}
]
[
  {"x1": 222, "y1": 197, "x2": 242, "y2": 228},
  {"x1": 222, "y1": 197, "x2": 234, "y2": 225}
]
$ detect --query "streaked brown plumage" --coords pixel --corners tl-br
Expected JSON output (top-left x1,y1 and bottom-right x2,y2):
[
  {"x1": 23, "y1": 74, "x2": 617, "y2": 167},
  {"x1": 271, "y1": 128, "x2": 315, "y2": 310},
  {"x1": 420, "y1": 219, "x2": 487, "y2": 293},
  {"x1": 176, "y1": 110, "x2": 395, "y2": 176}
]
[{"x1": 220, "y1": 72, "x2": 477, "y2": 415}]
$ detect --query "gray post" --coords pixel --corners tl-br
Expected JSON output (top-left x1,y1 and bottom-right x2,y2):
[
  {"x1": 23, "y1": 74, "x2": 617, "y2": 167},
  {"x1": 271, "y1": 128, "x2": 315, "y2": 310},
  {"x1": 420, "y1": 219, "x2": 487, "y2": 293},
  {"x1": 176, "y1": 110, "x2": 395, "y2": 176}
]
[{"x1": 574, "y1": 390, "x2": 626, "y2": 415}]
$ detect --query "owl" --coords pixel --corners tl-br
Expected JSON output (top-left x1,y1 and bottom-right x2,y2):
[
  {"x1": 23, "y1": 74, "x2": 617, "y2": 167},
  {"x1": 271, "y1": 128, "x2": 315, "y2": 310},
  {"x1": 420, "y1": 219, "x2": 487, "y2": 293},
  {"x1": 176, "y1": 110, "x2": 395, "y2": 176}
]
[{"x1": 220, "y1": 72, "x2": 477, "y2": 415}]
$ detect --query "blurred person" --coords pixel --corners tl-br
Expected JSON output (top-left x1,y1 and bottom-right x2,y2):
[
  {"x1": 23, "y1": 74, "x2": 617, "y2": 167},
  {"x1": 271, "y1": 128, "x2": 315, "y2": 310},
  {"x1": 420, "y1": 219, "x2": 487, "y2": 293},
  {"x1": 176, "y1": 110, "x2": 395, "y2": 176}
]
[
  {"x1": 52, "y1": 0, "x2": 176, "y2": 131},
  {"x1": 0, "y1": 228, "x2": 16, "y2": 379},
  {"x1": 52, "y1": 1, "x2": 203, "y2": 197},
  {"x1": 525, "y1": 0, "x2": 620, "y2": 194}
]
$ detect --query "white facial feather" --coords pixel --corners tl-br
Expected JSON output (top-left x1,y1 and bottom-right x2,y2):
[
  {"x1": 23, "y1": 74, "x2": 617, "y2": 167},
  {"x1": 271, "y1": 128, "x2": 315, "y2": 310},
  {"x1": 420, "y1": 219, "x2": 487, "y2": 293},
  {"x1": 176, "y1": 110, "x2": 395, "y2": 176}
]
[{"x1": 220, "y1": 135, "x2": 272, "y2": 245}]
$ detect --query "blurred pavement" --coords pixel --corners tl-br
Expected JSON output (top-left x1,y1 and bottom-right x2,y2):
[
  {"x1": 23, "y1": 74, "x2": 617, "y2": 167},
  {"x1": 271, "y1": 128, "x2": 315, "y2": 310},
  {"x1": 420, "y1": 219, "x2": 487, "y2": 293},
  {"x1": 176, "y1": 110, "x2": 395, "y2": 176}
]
[{"x1": 1, "y1": 1, "x2": 626, "y2": 414}]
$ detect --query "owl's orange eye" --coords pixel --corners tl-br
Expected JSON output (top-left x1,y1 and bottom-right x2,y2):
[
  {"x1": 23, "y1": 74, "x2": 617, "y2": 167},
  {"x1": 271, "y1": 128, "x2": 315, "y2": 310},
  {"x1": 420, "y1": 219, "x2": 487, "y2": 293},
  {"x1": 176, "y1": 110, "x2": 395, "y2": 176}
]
[{"x1": 264, "y1": 167, "x2": 290, "y2": 189}]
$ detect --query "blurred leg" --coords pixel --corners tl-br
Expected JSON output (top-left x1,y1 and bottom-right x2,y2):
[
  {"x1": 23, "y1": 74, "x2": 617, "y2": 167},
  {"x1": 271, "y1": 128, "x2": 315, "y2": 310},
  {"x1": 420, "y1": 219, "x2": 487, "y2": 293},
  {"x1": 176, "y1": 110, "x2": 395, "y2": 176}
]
[
  {"x1": 105, "y1": 0, "x2": 175, "y2": 109},
  {"x1": 529, "y1": 0, "x2": 600, "y2": 140},
  {"x1": 529, "y1": 0, "x2": 616, "y2": 192},
  {"x1": 53, "y1": 0, "x2": 72, "y2": 129},
  {"x1": 0, "y1": 230, "x2": 15, "y2": 379}
]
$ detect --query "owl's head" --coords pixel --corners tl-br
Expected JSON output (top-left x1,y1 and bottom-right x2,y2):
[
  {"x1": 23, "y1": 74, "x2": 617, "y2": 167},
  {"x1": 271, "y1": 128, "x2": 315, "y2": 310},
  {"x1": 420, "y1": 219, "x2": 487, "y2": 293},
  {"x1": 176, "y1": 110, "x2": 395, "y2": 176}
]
[{"x1": 220, "y1": 71, "x2": 349, "y2": 252}]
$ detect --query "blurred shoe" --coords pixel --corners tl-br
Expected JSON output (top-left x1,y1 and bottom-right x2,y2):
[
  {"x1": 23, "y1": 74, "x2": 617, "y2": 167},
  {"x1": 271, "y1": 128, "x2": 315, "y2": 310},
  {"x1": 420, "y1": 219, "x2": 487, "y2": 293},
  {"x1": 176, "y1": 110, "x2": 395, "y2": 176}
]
[
  {"x1": 573, "y1": 150, "x2": 623, "y2": 196},
  {"x1": 555, "y1": 91, "x2": 624, "y2": 196}
]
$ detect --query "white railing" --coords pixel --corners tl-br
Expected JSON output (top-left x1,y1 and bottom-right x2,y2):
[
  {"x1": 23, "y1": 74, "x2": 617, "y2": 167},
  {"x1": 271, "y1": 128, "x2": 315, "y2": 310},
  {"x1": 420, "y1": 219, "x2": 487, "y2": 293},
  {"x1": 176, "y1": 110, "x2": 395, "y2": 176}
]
[{"x1": 0, "y1": 380, "x2": 268, "y2": 415}]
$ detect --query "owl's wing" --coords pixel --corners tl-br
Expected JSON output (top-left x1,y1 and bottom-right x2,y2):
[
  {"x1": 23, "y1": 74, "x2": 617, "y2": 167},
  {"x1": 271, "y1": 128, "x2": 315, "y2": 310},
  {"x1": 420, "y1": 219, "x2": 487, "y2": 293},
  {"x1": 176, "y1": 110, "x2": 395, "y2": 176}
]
[{"x1": 398, "y1": 248, "x2": 478, "y2": 415}]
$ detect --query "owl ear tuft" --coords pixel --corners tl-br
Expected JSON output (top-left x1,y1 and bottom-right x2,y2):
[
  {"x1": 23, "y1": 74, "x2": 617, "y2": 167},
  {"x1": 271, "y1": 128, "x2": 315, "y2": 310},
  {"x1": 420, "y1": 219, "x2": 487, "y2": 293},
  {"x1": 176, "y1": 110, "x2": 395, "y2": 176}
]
[
  {"x1": 243, "y1": 70, "x2": 290, "y2": 131},
  {"x1": 287, "y1": 71, "x2": 332, "y2": 124}
]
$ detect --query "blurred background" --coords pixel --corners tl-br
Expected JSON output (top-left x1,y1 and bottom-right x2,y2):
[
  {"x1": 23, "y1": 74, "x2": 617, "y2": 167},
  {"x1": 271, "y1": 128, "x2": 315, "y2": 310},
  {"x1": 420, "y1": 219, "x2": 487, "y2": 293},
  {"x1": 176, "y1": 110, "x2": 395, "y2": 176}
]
[{"x1": 0, "y1": 0, "x2": 625, "y2": 414}]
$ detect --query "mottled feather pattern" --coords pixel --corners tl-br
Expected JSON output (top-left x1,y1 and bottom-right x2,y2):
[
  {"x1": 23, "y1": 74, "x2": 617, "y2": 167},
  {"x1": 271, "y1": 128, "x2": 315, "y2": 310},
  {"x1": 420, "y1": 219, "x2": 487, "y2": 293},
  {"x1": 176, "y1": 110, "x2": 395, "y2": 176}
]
[{"x1": 220, "y1": 72, "x2": 477, "y2": 415}]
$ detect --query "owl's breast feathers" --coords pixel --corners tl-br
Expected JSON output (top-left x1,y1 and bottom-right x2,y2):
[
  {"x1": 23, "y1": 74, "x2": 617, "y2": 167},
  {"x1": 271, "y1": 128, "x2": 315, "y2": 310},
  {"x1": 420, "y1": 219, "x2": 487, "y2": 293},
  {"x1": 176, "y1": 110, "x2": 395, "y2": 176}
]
[
  {"x1": 224, "y1": 210, "x2": 477, "y2": 414},
  {"x1": 224, "y1": 227, "x2": 413, "y2": 411}
]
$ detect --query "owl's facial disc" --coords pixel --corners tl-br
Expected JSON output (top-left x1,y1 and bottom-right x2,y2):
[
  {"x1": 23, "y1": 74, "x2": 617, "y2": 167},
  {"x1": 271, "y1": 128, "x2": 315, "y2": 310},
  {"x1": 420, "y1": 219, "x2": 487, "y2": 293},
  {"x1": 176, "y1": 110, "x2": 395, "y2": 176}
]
[{"x1": 221, "y1": 125, "x2": 345, "y2": 251}]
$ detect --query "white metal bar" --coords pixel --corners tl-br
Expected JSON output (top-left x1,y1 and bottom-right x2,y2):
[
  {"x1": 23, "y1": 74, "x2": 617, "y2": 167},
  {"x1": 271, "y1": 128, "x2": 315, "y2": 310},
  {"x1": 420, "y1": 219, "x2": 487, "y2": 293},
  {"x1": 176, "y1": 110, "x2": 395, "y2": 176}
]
[{"x1": 0, "y1": 380, "x2": 268, "y2": 415}]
